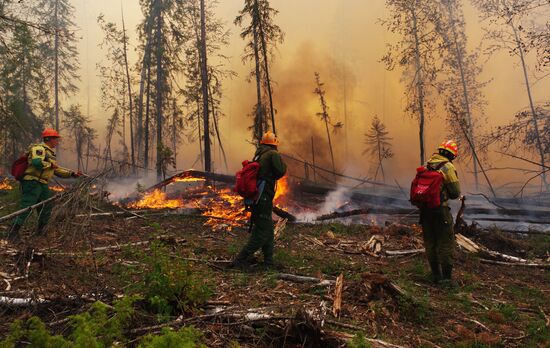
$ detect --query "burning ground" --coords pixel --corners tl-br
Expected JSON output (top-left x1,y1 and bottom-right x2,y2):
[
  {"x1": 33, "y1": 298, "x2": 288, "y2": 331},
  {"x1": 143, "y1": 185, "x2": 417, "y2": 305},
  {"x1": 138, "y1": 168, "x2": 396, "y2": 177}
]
[{"x1": 0, "y1": 176, "x2": 549, "y2": 347}]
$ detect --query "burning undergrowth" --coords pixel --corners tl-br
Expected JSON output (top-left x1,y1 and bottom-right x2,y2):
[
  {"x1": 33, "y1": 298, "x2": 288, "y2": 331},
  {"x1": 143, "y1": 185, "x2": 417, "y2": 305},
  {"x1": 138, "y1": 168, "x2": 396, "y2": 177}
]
[{"x1": 120, "y1": 175, "x2": 293, "y2": 231}]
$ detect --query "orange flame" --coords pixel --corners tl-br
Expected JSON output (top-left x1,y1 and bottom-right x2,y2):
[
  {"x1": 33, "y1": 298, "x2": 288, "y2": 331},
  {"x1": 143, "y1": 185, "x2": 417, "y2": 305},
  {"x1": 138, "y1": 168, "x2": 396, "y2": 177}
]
[
  {"x1": 173, "y1": 177, "x2": 206, "y2": 183},
  {"x1": 0, "y1": 178, "x2": 13, "y2": 190},
  {"x1": 129, "y1": 189, "x2": 184, "y2": 209},
  {"x1": 274, "y1": 176, "x2": 289, "y2": 205},
  {"x1": 50, "y1": 185, "x2": 65, "y2": 192}
]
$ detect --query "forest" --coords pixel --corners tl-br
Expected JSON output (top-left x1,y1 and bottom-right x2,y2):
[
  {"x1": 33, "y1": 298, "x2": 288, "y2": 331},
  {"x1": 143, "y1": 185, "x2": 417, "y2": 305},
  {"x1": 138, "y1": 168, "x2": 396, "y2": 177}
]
[{"x1": 0, "y1": 0, "x2": 548, "y2": 347}]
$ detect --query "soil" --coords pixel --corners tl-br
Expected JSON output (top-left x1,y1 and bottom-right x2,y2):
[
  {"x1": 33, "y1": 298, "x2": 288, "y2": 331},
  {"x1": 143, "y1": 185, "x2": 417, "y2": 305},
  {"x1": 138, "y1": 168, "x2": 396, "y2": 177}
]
[{"x1": 0, "y1": 200, "x2": 549, "y2": 347}]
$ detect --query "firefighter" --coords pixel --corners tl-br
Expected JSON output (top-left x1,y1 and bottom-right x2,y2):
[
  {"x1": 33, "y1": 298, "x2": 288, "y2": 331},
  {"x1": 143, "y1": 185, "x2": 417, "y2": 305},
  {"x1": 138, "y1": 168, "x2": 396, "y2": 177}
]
[
  {"x1": 7, "y1": 128, "x2": 83, "y2": 240},
  {"x1": 421, "y1": 140, "x2": 461, "y2": 284},
  {"x1": 232, "y1": 131, "x2": 287, "y2": 269}
]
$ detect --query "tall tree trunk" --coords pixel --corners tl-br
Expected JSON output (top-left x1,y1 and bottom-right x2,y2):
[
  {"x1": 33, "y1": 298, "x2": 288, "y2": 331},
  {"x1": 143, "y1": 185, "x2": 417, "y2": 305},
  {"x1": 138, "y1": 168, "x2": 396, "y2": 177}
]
[
  {"x1": 199, "y1": 0, "x2": 211, "y2": 172},
  {"x1": 411, "y1": 7, "x2": 426, "y2": 165},
  {"x1": 511, "y1": 24, "x2": 548, "y2": 191},
  {"x1": 171, "y1": 98, "x2": 177, "y2": 169},
  {"x1": 144, "y1": 59, "x2": 152, "y2": 170},
  {"x1": 54, "y1": 0, "x2": 60, "y2": 132},
  {"x1": 208, "y1": 81, "x2": 229, "y2": 172},
  {"x1": 255, "y1": 0, "x2": 276, "y2": 134},
  {"x1": 136, "y1": 3, "x2": 154, "y2": 165},
  {"x1": 155, "y1": 0, "x2": 163, "y2": 180},
  {"x1": 446, "y1": 1, "x2": 479, "y2": 190},
  {"x1": 196, "y1": 101, "x2": 204, "y2": 169},
  {"x1": 323, "y1": 116, "x2": 336, "y2": 178},
  {"x1": 121, "y1": 7, "x2": 136, "y2": 174},
  {"x1": 252, "y1": 19, "x2": 263, "y2": 142}
]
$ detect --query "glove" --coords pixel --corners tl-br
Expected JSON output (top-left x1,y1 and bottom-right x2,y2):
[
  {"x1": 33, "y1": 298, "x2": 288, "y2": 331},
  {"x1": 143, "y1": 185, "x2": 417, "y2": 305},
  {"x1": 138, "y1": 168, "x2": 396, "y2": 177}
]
[{"x1": 72, "y1": 171, "x2": 84, "y2": 178}]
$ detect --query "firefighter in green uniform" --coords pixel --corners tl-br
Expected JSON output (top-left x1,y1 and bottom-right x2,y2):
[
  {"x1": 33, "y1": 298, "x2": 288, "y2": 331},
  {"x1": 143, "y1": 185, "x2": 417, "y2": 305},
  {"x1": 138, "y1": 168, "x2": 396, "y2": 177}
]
[
  {"x1": 232, "y1": 131, "x2": 287, "y2": 269},
  {"x1": 7, "y1": 128, "x2": 83, "y2": 240},
  {"x1": 421, "y1": 140, "x2": 461, "y2": 283}
]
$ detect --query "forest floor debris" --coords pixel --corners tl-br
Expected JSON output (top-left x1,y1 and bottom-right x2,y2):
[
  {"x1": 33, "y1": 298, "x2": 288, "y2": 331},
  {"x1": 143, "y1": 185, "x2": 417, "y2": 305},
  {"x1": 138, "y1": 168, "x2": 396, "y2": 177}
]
[{"x1": 0, "y1": 188, "x2": 548, "y2": 347}]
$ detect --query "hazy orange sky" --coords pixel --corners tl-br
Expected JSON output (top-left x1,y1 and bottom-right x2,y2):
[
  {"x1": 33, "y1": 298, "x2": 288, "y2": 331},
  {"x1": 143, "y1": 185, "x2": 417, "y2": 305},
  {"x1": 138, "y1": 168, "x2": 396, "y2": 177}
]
[{"x1": 44, "y1": 1, "x2": 550, "y2": 191}]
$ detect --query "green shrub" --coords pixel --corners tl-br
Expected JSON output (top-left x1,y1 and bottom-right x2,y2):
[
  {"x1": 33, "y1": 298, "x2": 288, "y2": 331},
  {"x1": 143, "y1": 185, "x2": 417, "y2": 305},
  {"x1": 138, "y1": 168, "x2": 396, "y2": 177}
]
[
  {"x1": 125, "y1": 241, "x2": 212, "y2": 318},
  {"x1": 1, "y1": 297, "x2": 137, "y2": 347},
  {"x1": 348, "y1": 332, "x2": 372, "y2": 348},
  {"x1": 138, "y1": 326, "x2": 206, "y2": 348}
]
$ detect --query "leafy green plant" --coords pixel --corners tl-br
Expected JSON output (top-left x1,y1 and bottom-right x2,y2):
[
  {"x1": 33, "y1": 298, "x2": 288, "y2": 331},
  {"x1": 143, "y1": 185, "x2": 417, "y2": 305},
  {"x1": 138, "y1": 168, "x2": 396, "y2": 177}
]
[
  {"x1": 1, "y1": 297, "x2": 137, "y2": 347},
  {"x1": 348, "y1": 332, "x2": 372, "y2": 348},
  {"x1": 125, "y1": 241, "x2": 212, "y2": 318},
  {"x1": 138, "y1": 326, "x2": 206, "y2": 348}
]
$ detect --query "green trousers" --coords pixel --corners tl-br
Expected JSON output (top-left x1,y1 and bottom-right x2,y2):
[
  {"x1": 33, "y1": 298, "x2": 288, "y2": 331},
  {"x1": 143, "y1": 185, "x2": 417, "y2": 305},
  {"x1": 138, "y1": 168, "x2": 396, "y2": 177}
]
[
  {"x1": 420, "y1": 206, "x2": 455, "y2": 278},
  {"x1": 14, "y1": 180, "x2": 53, "y2": 228},
  {"x1": 238, "y1": 193, "x2": 275, "y2": 264}
]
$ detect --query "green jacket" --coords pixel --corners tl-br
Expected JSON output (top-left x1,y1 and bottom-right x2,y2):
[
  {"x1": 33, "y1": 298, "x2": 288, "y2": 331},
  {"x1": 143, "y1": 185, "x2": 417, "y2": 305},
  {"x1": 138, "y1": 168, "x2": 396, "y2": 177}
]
[
  {"x1": 23, "y1": 143, "x2": 73, "y2": 184},
  {"x1": 426, "y1": 153, "x2": 461, "y2": 205},
  {"x1": 254, "y1": 144, "x2": 287, "y2": 198}
]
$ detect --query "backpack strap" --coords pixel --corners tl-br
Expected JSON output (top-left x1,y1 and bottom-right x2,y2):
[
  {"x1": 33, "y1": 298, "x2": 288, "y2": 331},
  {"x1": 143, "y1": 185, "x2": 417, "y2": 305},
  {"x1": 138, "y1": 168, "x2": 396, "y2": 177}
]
[{"x1": 429, "y1": 162, "x2": 447, "y2": 171}]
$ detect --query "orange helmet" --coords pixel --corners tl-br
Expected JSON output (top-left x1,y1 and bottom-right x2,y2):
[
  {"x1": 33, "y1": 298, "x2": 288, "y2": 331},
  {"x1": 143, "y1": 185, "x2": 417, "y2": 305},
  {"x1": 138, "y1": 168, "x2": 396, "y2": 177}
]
[
  {"x1": 438, "y1": 140, "x2": 458, "y2": 157},
  {"x1": 42, "y1": 128, "x2": 61, "y2": 139},
  {"x1": 260, "y1": 131, "x2": 279, "y2": 146}
]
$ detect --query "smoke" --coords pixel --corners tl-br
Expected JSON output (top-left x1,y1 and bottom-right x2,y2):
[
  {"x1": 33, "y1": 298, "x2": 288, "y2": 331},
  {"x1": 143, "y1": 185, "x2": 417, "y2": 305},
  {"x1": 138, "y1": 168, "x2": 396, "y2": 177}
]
[
  {"x1": 295, "y1": 184, "x2": 352, "y2": 222},
  {"x1": 105, "y1": 175, "x2": 159, "y2": 201}
]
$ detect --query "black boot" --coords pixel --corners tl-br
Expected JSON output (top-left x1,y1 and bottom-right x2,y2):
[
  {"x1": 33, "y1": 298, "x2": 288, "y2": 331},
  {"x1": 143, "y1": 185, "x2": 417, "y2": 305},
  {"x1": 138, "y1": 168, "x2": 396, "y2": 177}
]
[
  {"x1": 230, "y1": 252, "x2": 250, "y2": 269},
  {"x1": 429, "y1": 261, "x2": 442, "y2": 284},
  {"x1": 7, "y1": 224, "x2": 21, "y2": 241},
  {"x1": 441, "y1": 264, "x2": 453, "y2": 281},
  {"x1": 35, "y1": 224, "x2": 47, "y2": 236}
]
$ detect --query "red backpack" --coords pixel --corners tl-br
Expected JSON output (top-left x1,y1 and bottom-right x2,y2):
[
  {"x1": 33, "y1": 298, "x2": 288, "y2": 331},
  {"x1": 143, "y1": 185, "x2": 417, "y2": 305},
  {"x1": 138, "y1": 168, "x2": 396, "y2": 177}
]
[
  {"x1": 410, "y1": 163, "x2": 446, "y2": 209},
  {"x1": 11, "y1": 154, "x2": 29, "y2": 181},
  {"x1": 234, "y1": 160, "x2": 261, "y2": 199}
]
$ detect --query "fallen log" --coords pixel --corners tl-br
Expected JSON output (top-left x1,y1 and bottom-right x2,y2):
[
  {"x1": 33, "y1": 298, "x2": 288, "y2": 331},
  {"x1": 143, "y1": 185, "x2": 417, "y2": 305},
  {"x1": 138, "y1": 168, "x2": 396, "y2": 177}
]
[
  {"x1": 0, "y1": 296, "x2": 48, "y2": 306},
  {"x1": 456, "y1": 233, "x2": 550, "y2": 267},
  {"x1": 0, "y1": 194, "x2": 62, "y2": 223},
  {"x1": 273, "y1": 205, "x2": 297, "y2": 222},
  {"x1": 315, "y1": 208, "x2": 370, "y2": 221},
  {"x1": 385, "y1": 249, "x2": 425, "y2": 256},
  {"x1": 479, "y1": 259, "x2": 550, "y2": 269},
  {"x1": 144, "y1": 170, "x2": 235, "y2": 193},
  {"x1": 277, "y1": 273, "x2": 334, "y2": 286},
  {"x1": 46, "y1": 236, "x2": 187, "y2": 256}
]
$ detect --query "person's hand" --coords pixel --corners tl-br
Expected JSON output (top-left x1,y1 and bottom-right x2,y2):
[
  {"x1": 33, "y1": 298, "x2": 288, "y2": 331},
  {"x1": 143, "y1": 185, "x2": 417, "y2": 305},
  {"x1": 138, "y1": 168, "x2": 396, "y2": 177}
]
[{"x1": 72, "y1": 171, "x2": 84, "y2": 178}]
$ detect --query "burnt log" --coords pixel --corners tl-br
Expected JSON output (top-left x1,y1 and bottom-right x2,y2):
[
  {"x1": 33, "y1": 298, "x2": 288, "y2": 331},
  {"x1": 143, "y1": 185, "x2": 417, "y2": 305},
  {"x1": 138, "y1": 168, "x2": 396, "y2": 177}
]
[
  {"x1": 315, "y1": 208, "x2": 370, "y2": 221},
  {"x1": 144, "y1": 170, "x2": 235, "y2": 193},
  {"x1": 273, "y1": 205, "x2": 297, "y2": 222}
]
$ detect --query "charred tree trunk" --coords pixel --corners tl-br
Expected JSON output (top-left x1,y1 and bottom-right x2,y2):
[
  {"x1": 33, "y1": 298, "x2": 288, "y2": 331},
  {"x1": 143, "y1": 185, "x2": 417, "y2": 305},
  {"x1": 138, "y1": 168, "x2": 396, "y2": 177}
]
[
  {"x1": 411, "y1": 7, "x2": 426, "y2": 165},
  {"x1": 121, "y1": 8, "x2": 136, "y2": 174},
  {"x1": 199, "y1": 0, "x2": 211, "y2": 172}
]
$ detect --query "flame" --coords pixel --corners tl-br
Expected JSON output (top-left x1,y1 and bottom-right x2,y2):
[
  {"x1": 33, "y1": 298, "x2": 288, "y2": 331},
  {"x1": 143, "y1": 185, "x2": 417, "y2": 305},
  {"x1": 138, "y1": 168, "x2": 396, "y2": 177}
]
[
  {"x1": 129, "y1": 189, "x2": 184, "y2": 209},
  {"x1": 50, "y1": 185, "x2": 65, "y2": 192},
  {"x1": 274, "y1": 176, "x2": 290, "y2": 205},
  {"x1": 0, "y1": 178, "x2": 12, "y2": 190},
  {"x1": 173, "y1": 177, "x2": 206, "y2": 183},
  {"x1": 124, "y1": 175, "x2": 290, "y2": 232}
]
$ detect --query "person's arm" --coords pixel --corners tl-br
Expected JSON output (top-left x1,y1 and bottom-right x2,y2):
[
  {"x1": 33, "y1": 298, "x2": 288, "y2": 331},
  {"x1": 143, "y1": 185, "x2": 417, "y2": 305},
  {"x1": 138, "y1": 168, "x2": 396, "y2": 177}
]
[
  {"x1": 54, "y1": 166, "x2": 75, "y2": 178},
  {"x1": 271, "y1": 151, "x2": 287, "y2": 180},
  {"x1": 443, "y1": 163, "x2": 461, "y2": 200}
]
